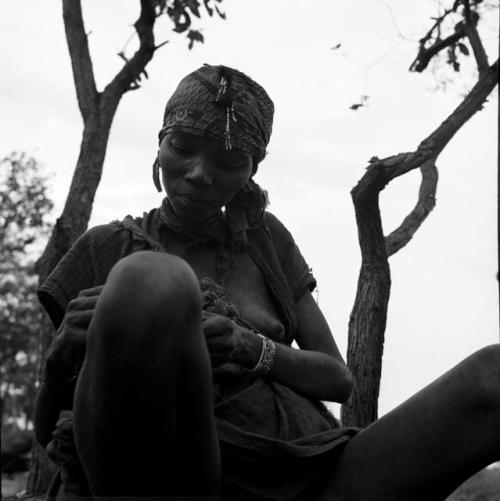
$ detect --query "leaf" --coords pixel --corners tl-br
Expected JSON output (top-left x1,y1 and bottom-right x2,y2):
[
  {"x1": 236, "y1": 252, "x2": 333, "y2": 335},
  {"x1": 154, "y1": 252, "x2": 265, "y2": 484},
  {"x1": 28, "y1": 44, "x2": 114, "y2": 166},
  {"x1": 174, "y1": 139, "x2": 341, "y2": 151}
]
[
  {"x1": 350, "y1": 94, "x2": 369, "y2": 110},
  {"x1": 457, "y1": 42, "x2": 469, "y2": 56},
  {"x1": 215, "y1": 4, "x2": 226, "y2": 19},
  {"x1": 167, "y1": 2, "x2": 192, "y2": 33},
  {"x1": 203, "y1": 0, "x2": 213, "y2": 16},
  {"x1": 154, "y1": 0, "x2": 168, "y2": 14},
  {"x1": 187, "y1": 29, "x2": 204, "y2": 50},
  {"x1": 184, "y1": 0, "x2": 201, "y2": 18}
]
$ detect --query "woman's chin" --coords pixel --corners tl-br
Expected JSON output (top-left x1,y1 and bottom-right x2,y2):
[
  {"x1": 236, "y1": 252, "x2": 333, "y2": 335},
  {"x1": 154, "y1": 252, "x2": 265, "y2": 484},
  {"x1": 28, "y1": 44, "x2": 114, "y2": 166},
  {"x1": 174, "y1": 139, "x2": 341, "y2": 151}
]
[{"x1": 170, "y1": 198, "x2": 218, "y2": 223}]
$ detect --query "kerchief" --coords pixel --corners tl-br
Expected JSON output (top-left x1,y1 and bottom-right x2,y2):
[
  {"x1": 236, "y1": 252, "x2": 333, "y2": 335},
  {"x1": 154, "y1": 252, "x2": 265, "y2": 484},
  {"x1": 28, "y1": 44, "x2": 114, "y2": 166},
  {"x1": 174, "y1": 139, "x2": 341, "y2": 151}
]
[{"x1": 159, "y1": 64, "x2": 274, "y2": 163}]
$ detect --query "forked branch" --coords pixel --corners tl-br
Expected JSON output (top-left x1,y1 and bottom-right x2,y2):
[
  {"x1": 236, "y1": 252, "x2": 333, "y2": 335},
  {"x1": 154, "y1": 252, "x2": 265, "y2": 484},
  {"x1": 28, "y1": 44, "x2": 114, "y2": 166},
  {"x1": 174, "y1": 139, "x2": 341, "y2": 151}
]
[
  {"x1": 385, "y1": 160, "x2": 438, "y2": 257},
  {"x1": 62, "y1": 0, "x2": 98, "y2": 119},
  {"x1": 409, "y1": 0, "x2": 488, "y2": 75},
  {"x1": 343, "y1": 57, "x2": 498, "y2": 427},
  {"x1": 104, "y1": 0, "x2": 158, "y2": 98},
  {"x1": 462, "y1": 0, "x2": 489, "y2": 75},
  {"x1": 390, "y1": 58, "x2": 498, "y2": 181}
]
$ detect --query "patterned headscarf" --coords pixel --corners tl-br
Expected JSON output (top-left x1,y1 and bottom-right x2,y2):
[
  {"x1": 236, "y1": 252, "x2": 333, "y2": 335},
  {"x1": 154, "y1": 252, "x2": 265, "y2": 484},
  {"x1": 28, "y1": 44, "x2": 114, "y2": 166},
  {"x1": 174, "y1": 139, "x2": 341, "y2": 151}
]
[
  {"x1": 158, "y1": 64, "x2": 274, "y2": 162},
  {"x1": 154, "y1": 65, "x2": 273, "y2": 265}
]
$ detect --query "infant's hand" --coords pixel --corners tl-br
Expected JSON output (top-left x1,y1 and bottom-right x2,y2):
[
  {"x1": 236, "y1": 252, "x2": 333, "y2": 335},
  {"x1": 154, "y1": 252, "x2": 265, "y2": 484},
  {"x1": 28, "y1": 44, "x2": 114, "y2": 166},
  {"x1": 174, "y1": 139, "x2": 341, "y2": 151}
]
[
  {"x1": 201, "y1": 311, "x2": 245, "y2": 367},
  {"x1": 44, "y1": 286, "x2": 104, "y2": 382}
]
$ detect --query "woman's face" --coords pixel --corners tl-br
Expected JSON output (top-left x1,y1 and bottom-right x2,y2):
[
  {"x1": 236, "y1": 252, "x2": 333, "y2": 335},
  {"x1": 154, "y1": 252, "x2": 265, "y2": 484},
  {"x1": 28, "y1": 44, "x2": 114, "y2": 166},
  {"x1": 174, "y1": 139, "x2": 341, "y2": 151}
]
[{"x1": 159, "y1": 132, "x2": 254, "y2": 222}]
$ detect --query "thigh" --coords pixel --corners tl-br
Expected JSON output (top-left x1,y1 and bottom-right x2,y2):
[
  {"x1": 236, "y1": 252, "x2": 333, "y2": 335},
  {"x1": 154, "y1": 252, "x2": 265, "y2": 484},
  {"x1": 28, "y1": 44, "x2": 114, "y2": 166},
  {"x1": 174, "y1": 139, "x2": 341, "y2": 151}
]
[{"x1": 321, "y1": 346, "x2": 500, "y2": 501}]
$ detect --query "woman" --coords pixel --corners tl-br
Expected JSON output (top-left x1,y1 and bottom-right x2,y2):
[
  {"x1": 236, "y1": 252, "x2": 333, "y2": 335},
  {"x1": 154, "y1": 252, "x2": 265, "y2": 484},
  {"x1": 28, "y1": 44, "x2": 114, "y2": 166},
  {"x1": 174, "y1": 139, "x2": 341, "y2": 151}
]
[{"x1": 35, "y1": 65, "x2": 500, "y2": 500}]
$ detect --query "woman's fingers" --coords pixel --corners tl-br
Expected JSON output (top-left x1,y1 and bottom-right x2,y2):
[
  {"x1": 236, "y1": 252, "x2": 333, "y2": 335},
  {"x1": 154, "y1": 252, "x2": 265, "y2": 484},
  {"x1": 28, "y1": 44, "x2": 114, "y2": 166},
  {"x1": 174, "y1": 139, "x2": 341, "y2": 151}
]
[
  {"x1": 77, "y1": 285, "x2": 104, "y2": 297},
  {"x1": 66, "y1": 310, "x2": 94, "y2": 327},
  {"x1": 202, "y1": 313, "x2": 233, "y2": 336},
  {"x1": 200, "y1": 312, "x2": 243, "y2": 366},
  {"x1": 67, "y1": 295, "x2": 100, "y2": 312}
]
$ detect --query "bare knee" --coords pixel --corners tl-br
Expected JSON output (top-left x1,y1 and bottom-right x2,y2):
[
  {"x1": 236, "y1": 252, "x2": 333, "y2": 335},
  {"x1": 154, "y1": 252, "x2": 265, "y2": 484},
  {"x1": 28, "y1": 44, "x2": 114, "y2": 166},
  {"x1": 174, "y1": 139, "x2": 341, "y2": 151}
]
[
  {"x1": 463, "y1": 344, "x2": 500, "y2": 412},
  {"x1": 108, "y1": 250, "x2": 200, "y2": 311},
  {"x1": 92, "y1": 251, "x2": 201, "y2": 355}
]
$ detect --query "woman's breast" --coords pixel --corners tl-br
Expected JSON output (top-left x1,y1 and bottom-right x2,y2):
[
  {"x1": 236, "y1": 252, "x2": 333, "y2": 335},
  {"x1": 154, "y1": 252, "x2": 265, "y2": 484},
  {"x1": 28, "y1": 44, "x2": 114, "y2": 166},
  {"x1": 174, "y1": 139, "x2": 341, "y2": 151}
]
[
  {"x1": 186, "y1": 246, "x2": 285, "y2": 342},
  {"x1": 226, "y1": 253, "x2": 285, "y2": 342}
]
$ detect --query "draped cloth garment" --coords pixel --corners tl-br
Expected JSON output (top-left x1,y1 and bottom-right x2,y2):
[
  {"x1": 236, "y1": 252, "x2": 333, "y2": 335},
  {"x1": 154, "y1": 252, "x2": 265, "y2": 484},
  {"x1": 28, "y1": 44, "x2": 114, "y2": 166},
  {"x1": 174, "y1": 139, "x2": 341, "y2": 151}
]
[{"x1": 38, "y1": 206, "x2": 359, "y2": 501}]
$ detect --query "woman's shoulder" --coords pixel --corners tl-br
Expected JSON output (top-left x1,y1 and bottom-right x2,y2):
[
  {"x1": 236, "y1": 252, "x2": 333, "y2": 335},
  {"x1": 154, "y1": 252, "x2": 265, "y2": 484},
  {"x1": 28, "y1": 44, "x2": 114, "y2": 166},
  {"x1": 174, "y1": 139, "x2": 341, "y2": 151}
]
[
  {"x1": 261, "y1": 210, "x2": 296, "y2": 244},
  {"x1": 82, "y1": 221, "x2": 128, "y2": 241},
  {"x1": 262, "y1": 210, "x2": 285, "y2": 230},
  {"x1": 59, "y1": 222, "x2": 131, "y2": 261},
  {"x1": 77, "y1": 206, "x2": 159, "y2": 248}
]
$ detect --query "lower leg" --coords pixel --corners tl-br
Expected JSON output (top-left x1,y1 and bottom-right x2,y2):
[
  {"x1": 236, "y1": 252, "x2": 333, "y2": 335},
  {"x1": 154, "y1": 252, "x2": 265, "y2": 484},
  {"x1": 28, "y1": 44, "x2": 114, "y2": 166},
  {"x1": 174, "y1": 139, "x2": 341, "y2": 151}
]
[
  {"x1": 321, "y1": 344, "x2": 500, "y2": 500},
  {"x1": 73, "y1": 252, "x2": 219, "y2": 498}
]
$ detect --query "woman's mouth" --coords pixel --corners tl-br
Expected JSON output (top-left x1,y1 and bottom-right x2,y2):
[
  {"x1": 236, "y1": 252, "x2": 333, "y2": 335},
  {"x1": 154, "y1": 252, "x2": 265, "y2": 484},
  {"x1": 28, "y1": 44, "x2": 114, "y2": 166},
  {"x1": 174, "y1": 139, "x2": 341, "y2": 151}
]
[{"x1": 175, "y1": 193, "x2": 210, "y2": 205}]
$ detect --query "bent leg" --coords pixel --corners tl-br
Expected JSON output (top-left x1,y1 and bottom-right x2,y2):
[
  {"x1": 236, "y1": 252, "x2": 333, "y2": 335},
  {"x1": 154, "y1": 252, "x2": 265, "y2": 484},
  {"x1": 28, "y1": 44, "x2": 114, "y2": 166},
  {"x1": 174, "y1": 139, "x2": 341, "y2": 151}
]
[
  {"x1": 321, "y1": 345, "x2": 500, "y2": 501},
  {"x1": 73, "y1": 251, "x2": 219, "y2": 498}
]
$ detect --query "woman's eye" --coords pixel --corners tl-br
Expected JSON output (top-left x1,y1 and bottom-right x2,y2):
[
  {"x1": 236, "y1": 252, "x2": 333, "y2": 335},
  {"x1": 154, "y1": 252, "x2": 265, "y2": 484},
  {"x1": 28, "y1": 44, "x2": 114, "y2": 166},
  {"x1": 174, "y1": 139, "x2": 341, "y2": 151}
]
[
  {"x1": 169, "y1": 139, "x2": 192, "y2": 155},
  {"x1": 216, "y1": 155, "x2": 250, "y2": 174},
  {"x1": 216, "y1": 159, "x2": 235, "y2": 172}
]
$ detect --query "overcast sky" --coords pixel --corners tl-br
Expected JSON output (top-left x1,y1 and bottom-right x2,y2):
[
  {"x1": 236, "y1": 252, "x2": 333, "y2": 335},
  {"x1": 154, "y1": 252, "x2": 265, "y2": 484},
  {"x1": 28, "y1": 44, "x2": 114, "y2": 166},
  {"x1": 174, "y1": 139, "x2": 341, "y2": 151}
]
[{"x1": 1, "y1": 0, "x2": 498, "y2": 416}]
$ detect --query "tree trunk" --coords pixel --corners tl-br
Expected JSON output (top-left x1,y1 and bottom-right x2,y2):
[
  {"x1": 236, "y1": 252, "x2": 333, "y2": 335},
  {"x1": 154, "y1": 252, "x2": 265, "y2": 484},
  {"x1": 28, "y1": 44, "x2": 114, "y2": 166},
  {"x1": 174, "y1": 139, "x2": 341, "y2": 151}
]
[
  {"x1": 341, "y1": 175, "x2": 391, "y2": 427},
  {"x1": 26, "y1": 0, "x2": 195, "y2": 494},
  {"x1": 341, "y1": 59, "x2": 498, "y2": 428},
  {"x1": 28, "y1": 103, "x2": 117, "y2": 495}
]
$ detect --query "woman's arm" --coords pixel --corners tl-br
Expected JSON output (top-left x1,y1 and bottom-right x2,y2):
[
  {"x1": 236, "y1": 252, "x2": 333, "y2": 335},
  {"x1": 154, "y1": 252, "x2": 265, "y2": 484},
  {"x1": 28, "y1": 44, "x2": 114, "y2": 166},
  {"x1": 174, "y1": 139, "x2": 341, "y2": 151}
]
[
  {"x1": 34, "y1": 286, "x2": 103, "y2": 447},
  {"x1": 34, "y1": 381, "x2": 75, "y2": 447},
  {"x1": 243, "y1": 292, "x2": 352, "y2": 402},
  {"x1": 204, "y1": 291, "x2": 353, "y2": 402}
]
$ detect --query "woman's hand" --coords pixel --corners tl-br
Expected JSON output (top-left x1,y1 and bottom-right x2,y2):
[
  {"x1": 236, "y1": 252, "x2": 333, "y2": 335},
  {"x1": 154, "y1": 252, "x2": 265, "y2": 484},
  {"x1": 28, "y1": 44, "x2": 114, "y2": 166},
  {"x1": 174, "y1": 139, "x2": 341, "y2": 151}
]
[
  {"x1": 44, "y1": 286, "x2": 104, "y2": 383},
  {"x1": 201, "y1": 311, "x2": 262, "y2": 368}
]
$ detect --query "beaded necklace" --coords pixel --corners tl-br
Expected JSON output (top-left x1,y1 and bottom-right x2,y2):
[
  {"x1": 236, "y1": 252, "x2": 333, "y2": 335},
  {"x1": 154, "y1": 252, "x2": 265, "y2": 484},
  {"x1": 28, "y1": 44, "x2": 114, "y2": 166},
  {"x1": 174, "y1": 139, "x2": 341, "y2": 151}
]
[{"x1": 159, "y1": 198, "x2": 236, "y2": 286}]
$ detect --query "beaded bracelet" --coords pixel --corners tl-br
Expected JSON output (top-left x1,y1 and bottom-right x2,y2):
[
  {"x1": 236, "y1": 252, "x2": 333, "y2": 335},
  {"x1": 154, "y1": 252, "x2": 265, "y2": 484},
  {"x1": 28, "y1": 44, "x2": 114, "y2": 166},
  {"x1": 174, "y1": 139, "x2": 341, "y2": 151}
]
[{"x1": 246, "y1": 333, "x2": 276, "y2": 375}]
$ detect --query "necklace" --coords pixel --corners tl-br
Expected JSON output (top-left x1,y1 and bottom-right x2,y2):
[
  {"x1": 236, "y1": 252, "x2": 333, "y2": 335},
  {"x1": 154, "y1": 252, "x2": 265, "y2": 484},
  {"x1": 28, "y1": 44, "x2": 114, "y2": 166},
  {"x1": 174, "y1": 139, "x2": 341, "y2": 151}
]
[
  {"x1": 159, "y1": 198, "x2": 227, "y2": 244},
  {"x1": 159, "y1": 198, "x2": 236, "y2": 285}
]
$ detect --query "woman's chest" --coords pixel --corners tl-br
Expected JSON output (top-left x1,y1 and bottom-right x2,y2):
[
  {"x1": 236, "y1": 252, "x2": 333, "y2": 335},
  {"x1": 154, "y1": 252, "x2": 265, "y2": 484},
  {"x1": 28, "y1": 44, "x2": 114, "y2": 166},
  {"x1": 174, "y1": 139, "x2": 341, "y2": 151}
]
[{"x1": 169, "y1": 239, "x2": 285, "y2": 340}]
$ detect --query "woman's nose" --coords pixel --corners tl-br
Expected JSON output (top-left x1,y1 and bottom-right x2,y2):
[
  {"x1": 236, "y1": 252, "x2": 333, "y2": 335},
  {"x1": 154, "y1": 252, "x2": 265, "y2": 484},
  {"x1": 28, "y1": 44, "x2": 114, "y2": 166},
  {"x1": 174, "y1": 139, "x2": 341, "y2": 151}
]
[{"x1": 185, "y1": 158, "x2": 212, "y2": 186}]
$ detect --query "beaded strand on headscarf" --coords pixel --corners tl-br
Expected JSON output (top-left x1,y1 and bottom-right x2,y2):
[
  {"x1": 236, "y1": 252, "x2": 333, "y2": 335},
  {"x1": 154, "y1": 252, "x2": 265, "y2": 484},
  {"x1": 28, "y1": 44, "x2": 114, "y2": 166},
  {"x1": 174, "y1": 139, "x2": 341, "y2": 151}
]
[{"x1": 214, "y1": 66, "x2": 238, "y2": 151}]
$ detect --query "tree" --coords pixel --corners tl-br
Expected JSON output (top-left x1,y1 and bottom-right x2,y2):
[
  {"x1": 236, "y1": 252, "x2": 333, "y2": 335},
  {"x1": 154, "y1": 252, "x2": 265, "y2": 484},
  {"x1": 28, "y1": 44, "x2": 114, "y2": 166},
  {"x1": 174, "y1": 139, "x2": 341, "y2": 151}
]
[
  {"x1": 37, "y1": 0, "x2": 226, "y2": 329},
  {"x1": 28, "y1": 1, "x2": 225, "y2": 494},
  {"x1": 341, "y1": 0, "x2": 498, "y2": 427},
  {"x1": 0, "y1": 152, "x2": 53, "y2": 435}
]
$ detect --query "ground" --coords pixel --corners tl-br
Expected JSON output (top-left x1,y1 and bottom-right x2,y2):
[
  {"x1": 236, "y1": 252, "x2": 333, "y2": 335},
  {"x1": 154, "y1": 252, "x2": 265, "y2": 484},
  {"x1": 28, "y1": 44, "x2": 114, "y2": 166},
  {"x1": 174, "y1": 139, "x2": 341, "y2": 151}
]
[{"x1": 2, "y1": 467, "x2": 500, "y2": 500}]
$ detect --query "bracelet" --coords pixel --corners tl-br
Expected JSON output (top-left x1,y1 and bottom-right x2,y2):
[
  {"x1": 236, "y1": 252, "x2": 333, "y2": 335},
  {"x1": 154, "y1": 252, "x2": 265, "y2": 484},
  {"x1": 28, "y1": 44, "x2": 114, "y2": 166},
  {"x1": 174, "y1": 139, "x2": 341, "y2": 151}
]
[{"x1": 246, "y1": 333, "x2": 276, "y2": 375}]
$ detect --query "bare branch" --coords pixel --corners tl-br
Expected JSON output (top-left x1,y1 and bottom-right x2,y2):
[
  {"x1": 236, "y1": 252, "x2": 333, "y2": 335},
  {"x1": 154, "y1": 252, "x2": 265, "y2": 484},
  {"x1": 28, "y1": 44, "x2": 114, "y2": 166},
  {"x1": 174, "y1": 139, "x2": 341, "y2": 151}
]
[
  {"x1": 410, "y1": 25, "x2": 465, "y2": 72},
  {"x1": 390, "y1": 58, "x2": 498, "y2": 180},
  {"x1": 385, "y1": 160, "x2": 438, "y2": 256},
  {"x1": 462, "y1": 0, "x2": 489, "y2": 75},
  {"x1": 103, "y1": 0, "x2": 157, "y2": 99},
  {"x1": 62, "y1": 0, "x2": 98, "y2": 119},
  {"x1": 352, "y1": 58, "x2": 497, "y2": 226},
  {"x1": 409, "y1": 7, "x2": 457, "y2": 72},
  {"x1": 155, "y1": 40, "x2": 170, "y2": 50},
  {"x1": 376, "y1": 0, "x2": 415, "y2": 41},
  {"x1": 410, "y1": 1, "x2": 490, "y2": 75}
]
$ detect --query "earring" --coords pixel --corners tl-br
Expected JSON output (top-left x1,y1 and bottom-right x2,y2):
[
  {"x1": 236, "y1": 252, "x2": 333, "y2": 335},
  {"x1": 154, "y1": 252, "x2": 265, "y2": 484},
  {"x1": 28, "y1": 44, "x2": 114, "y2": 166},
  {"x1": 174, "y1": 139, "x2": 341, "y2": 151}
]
[{"x1": 152, "y1": 156, "x2": 162, "y2": 192}]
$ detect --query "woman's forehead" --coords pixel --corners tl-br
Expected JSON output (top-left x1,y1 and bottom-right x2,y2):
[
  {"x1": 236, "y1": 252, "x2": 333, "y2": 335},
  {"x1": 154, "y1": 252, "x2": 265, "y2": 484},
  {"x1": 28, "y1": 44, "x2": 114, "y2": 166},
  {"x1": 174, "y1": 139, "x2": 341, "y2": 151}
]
[{"x1": 166, "y1": 131, "x2": 252, "y2": 162}]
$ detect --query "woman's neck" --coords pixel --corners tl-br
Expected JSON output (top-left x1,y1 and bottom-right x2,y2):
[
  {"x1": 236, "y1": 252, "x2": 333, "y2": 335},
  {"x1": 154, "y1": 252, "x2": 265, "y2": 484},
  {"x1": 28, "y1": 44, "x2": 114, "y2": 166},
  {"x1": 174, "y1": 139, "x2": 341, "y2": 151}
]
[{"x1": 159, "y1": 198, "x2": 225, "y2": 242}]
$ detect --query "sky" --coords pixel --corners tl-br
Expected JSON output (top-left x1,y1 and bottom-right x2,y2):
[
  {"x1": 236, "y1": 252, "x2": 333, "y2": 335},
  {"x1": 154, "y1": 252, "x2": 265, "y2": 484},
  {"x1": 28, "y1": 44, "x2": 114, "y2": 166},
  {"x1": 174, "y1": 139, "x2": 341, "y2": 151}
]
[{"x1": 1, "y1": 0, "x2": 498, "y2": 417}]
